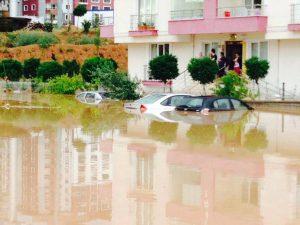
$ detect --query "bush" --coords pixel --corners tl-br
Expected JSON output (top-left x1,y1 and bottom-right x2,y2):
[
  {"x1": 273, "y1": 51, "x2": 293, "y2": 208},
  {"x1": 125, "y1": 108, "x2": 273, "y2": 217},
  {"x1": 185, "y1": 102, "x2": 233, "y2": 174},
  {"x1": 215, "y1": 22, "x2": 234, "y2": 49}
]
[
  {"x1": 94, "y1": 70, "x2": 139, "y2": 100},
  {"x1": 81, "y1": 57, "x2": 116, "y2": 83},
  {"x1": 23, "y1": 58, "x2": 40, "y2": 78},
  {"x1": 63, "y1": 60, "x2": 80, "y2": 77},
  {"x1": 46, "y1": 75, "x2": 85, "y2": 94},
  {"x1": 213, "y1": 71, "x2": 249, "y2": 99},
  {"x1": 188, "y1": 57, "x2": 218, "y2": 85},
  {"x1": 0, "y1": 59, "x2": 23, "y2": 81},
  {"x1": 92, "y1": 15, "x2": 100, "y2": 28},
  {"x1": 76, "y1": 36, "x2": 95, "y2": 45},
  {"x1": 245, "y1": 56, "x2": 270, "y2": 84},
  {"x1": 37, "y1": 61, "x2": 64, "y2": 81},
  {"x1": 44, "y1": 22, "x2": 54, "y2": 32},
  {"x1": 13, "y1": 31, "x2": 59, "y2": 48},
  {"x1": 82, "y1": 20, "x2": 91, "y2": 34},
  {"x1": 149, "y1": 54, "x2": 179, "y2": 83}
]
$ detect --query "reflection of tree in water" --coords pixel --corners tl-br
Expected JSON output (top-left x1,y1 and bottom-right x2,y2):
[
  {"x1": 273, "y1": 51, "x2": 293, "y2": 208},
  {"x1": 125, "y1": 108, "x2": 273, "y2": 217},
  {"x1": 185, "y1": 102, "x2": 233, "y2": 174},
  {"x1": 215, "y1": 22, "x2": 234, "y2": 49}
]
[
  {"x1": 80, "y1": 102, "x2": 132, "y2": 136},
  {"x1": 0, "y1": 123, "x2": 29, "y2": 137},
  {"x1": 72, "y1": 138, "x2": 86, "y2": 152},
  {"x1": 148, "y1": 121, "x2": 178, "y2": 144},
  {"x1": 186, "y1": 125, "x2": 217, "y2": 146},
  {"x1": 244, "y1": 128, "x2": 268, "y2": 152}
]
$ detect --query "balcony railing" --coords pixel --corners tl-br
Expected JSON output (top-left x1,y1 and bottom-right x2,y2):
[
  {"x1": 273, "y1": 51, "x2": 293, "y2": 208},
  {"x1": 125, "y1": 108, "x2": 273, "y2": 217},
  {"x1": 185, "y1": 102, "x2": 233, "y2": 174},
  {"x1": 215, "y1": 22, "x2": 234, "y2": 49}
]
[
  {"x1": 217, "y1": 4, "x2": 265, "y2": 18},
  {"x1": 291, "y1": 4, "x2": 300, "y2": 24},
  {"x1": 100, "y1": 16, "x2": 114, "y2": 26},
  {"x1": 130, "y1": 14, "x2": 157, "y2": 31},
  {"x1": 170, "y1": 9, "x2": 204, "y2": 20}
]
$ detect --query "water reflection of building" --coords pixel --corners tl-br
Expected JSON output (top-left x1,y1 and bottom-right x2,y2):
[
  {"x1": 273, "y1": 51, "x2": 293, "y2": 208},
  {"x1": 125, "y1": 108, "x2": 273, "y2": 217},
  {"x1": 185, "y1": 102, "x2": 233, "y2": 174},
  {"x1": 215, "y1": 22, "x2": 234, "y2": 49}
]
[{"x1": 0, "y1": 126, "x2": 114, "y2": 225}]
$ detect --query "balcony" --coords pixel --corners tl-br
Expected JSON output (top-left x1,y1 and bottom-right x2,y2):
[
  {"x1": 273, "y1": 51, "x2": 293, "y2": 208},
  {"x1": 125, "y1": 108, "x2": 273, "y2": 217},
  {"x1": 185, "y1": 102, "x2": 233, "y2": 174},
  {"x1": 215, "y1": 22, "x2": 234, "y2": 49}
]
[
  {"x1": 169, "y1": 1, "x2": 268, "y2": 35},
  {"x1": 100, "y1": 16, "x2": 114, "y2": 38},
  {"x1": 288, "y1": 4, "x2": 300, "y2": 31},
  {"x1": 129, "y1": 14, "x2": 158, "y2": 37}
]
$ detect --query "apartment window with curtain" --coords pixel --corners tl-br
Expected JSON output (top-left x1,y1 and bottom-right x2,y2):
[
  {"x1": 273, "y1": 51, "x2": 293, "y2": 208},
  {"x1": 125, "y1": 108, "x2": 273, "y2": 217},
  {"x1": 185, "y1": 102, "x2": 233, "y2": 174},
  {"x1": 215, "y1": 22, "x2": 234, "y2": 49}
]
[
  {"x1": 151, "y1": 44, "x2": 170, "y2": 59},
  {"x1": 171, "y1": 0, "x2": 204, "y2": 19}
]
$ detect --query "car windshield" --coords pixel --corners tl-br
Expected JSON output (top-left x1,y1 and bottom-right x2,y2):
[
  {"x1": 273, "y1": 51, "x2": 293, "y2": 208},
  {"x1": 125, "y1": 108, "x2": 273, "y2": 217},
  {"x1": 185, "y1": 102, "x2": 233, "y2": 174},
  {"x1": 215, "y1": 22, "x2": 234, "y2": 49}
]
[
  {"x1": 135, "y1": 94, "x2": 166, "y2": 104},
  {"x1": 185, "y1": 97, "x2": 204, "y2": 108}
]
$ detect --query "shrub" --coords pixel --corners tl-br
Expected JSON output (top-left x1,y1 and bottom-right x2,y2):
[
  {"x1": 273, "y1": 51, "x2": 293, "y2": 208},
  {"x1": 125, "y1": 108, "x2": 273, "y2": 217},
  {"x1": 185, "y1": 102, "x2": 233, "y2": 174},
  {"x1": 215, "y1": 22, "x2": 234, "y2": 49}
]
[
  {"x1": 81, "y1": 57, "x2": 116, "y2": 83},
  {"x1": 94, "y1": 70, "x2": 139, "y2": 100},
  {"x1": 213, "y1": 71, "x2": 249, "y2": 99},
  {"x1": 23, "y1": 58, "x2": 40, "y2": 78},
  {"x1": 63, "y1": 60, "x2": 80, "y2": 77},
  {"x1": 46, "y1": 75, "x2": 85, "y2": 94},
  {"x1": 245, "y1": 56, "x2": 270, "y2": 84},
  {"x1": 82, "y1": 20, "x2": 91, "y2": 34},
  {"x1": 0, "y1": 59, "x2": 23, "y2": 81},
  {"x1": 13, "y1": 31, "x2": 59, "y2": 48},
  {"x1": 77, "y1": 35, "x2": 95, "y2": 45},
  {"x1": 149, "y1": 54, "x2": 179, "y2": 83},
  {"x1": 44, "y1": 22, "x2": 54, "y2": 32},
  {"x1": 92, "y1": 15, "x2": 100, "y2": 28},
  {"x1": 188, "y1": 57, "x2": 218, "y2": 86},
  {"x1": 37, "y1": 61, "x2": 64, "y2": 81}
]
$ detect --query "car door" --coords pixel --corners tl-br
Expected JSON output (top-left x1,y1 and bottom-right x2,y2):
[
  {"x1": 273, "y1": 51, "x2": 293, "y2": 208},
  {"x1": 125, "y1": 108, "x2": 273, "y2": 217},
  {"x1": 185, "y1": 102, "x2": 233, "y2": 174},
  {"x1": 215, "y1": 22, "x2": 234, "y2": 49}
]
[{"x1": 211, "y1": 98, "x2": 233, "y2": 111}]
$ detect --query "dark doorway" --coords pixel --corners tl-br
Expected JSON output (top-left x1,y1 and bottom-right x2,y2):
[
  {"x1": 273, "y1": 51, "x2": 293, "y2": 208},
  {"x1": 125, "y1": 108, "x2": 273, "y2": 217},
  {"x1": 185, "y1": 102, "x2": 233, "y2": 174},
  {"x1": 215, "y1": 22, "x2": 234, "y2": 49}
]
[{"x1": 226, "y1": 41, "x2": 243, "y2": 70}]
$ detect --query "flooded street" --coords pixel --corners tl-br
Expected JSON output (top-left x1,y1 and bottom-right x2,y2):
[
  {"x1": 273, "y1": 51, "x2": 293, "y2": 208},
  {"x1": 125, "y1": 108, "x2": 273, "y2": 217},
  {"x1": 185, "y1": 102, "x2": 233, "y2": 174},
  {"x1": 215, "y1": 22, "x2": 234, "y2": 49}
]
[{"x1": 1, "y1": 95, "x2": 300, "y2": 225}]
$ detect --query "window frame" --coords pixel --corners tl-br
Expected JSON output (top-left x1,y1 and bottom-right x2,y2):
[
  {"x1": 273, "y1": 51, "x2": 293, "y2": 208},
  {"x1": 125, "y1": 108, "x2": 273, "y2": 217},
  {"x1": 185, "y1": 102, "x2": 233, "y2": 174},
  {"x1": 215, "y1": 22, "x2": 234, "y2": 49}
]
[{"x1": 250, "y1": 41, "x2": 269, "y2": 60}]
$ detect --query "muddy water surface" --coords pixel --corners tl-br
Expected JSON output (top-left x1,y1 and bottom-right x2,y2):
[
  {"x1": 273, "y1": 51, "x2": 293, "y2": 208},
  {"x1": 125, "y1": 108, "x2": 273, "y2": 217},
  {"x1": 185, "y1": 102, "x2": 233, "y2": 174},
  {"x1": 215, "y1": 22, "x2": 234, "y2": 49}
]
[{"x1": 1, "y1": 95, "x2": 300, "y2": 225}]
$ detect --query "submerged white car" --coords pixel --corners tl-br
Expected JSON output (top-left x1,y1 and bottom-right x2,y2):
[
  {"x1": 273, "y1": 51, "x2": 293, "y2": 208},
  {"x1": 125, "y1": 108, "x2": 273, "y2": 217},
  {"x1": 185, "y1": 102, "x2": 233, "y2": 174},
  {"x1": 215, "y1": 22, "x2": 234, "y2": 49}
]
[
  {"x1": 76, "y1": 91, "x2": 109, "y2": 105},
  {"x1": 124, "y1": 93, "x2": 193, "y2": 114}
]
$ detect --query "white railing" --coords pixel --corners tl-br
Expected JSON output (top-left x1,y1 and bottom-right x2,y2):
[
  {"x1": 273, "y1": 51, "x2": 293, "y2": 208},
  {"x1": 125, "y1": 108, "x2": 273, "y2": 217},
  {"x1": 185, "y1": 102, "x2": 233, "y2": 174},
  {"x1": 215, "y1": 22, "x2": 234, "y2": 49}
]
[
  {"x1": 218, "y1": 4, "x2": 265, "y2": 18},
  {"x1": 130, "y1": 14, "x2": 157, "y2": 31},
  {"x1": 0, "y1": 0, "x2": 9, "y2": 11},
  {"x1": 291, "y1": 4, "x2": 300, "y2": 24},
  {"x1": 170, "y1": 9, "x2": 204, "y2": 20},
  {"x1": 100, "y1": 16, "x2": 114, "y2": 26}
]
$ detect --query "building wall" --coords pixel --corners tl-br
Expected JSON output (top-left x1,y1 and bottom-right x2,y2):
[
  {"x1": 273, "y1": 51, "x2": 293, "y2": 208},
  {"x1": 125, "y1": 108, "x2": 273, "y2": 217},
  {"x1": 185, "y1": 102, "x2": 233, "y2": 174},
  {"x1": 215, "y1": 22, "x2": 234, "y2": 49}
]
[
  {"x1": 73, "y1": 0, "x2": 114, "y2": 11},
  {"x1": 22, "y1": 0, "x2": 39, "y2": 16}
]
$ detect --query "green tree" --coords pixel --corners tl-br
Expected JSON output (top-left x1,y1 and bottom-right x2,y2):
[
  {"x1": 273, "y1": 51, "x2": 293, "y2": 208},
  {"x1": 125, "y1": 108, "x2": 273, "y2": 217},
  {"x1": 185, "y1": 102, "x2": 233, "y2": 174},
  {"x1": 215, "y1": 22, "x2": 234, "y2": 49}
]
[
  {"x1": 94, "y1": 70, "x2": 139, "y2": 100},
  {"x1": 245, "y1": 56, "x2": 270, "y2": 84},
  {"x1": 149, "y1": 54, "x2": 179, "y2": 84},
  {"x1": 81, "y1": 57, "x2": 116, "y2": 83},
  {"x1": 63, "y1": 60, "x2": 80, "y2": 77},
  {"x1": 0, "y1": 59, "x2": 23, "y2": 81},
  {"x1": 37, "y1": 61, "x2": 64, "y2": 81},
  {"x1": 213, "y1": 71, "x2": 249, "y2": 99},
  {"x1": 187, "y1": 57, "x2": 218, "y2": 92},
  {"x1": 23, "y1": 58, "x2": 40, "y2": 78},
  {"x1": 82, "y1": 20, "x2": 91, "y2": 34},
  {"x1": 46, "y1": 75, "x2": 85, "y2": 94},
  {"x1": 73, "y1": 5, "x2": 87, "y2": 28}
]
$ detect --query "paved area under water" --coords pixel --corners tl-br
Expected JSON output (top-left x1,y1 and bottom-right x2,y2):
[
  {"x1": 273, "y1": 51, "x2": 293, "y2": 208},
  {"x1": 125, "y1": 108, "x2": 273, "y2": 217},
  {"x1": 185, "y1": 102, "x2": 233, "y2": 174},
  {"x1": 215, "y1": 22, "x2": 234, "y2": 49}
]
[{"x1": 1, "y1": 95, "x2": 300, "y2": 225}]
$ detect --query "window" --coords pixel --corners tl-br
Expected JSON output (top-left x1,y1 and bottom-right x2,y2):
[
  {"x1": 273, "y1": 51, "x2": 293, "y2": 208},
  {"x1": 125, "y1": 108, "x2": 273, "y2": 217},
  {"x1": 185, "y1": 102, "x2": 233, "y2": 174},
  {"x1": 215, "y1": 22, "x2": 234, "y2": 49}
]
[
  {"x1": 91, "y1": 5, "x2": 99, "y2": 11},
  {"x1": 161, "y1": 95, "x2": 191, "y2": 107},
  {"x1": 186, "y1": 97, "x2": 204, "y2": 108},
  {"x1": 103, "y1": 0, "x2": 111, "y2": 3},
  {"x1": 103, "y1": 6, "x2": 111, "y2": 10},
  {"x1": 150, "y1": 44, "x2": 170, "y2": 59},
  {"x1": 213, "y1": 99, "x2": 232, "y2": 110},
  {"x1": 231, "y1": 99, "x2": 248, "y2": 110},
  {"x1": 24, "y1": 5, "x2": 28, "y2": 11},
  {"x1": 65, "y1": 14, "x2": 69, "y2": 21},
  {"x1": 66, "y1": 4, "x2": 70, "y2": 10},
  {"x1": 251, "y1": 41, "x2": 268, "y2": 59},
  {"x1": 136, "y1": 94, "x2": 166, "y2": 104},
  {"x1": 31, "y1": 4, "x2": 36, "y2": 10},
  {"x1": 51, "y1": 4, "x2": 56, "y2": 9},
  {"x1": 204, "y1": 42, "x2": 223, "y2": 58}
]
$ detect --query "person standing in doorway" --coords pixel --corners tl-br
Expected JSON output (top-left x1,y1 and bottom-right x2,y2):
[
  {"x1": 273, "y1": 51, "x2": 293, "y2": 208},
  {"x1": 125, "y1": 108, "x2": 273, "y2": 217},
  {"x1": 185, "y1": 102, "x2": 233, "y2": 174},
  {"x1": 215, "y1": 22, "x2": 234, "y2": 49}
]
[
  {"x1": 217, "y1": 52, "x2": 227, "y2": 77},
  {"x1": 233, "y1": 53, "x2": 242, "y2": 75},
  {"x1": 210, "y1": 49, "x2": 217, "y2": 62}
]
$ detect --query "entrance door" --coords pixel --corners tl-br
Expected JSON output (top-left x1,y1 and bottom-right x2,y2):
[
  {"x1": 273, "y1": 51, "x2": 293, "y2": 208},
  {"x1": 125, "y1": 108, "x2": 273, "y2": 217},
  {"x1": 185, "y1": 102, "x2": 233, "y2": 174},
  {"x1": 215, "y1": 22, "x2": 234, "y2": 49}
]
[{"x1": 226, "y1": 41, "x2": 243, "y2": 70}]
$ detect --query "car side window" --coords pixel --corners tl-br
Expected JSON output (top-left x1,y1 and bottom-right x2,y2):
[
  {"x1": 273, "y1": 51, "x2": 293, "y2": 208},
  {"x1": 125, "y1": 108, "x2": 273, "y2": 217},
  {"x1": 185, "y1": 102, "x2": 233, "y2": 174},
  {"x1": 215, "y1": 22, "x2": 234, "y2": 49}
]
[
  {"x1": 231, "y1": 99, "x2": 248, "y2": 110},
  {"x1": 213, "y1": 99, "x2": 231, "y2": 110},
  {"x1": 161, "y1": 96, "x2": 190, "y2": 107}
]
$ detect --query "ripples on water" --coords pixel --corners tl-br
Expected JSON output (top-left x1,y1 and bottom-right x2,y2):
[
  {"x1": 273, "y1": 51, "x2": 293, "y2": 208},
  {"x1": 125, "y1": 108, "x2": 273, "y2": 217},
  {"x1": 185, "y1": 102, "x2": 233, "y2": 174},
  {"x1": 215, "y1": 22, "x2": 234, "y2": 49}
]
[{"x1": 0, "y1": 95, "x2": 300, "y2": 225}]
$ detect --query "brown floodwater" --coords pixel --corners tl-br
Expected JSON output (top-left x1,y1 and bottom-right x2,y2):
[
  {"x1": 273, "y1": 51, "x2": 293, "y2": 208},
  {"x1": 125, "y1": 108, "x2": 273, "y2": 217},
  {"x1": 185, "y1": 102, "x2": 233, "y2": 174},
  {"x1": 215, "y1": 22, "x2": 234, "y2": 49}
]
[{"x1": 1, "y1": 94, "x2": 300, "y2": 225}]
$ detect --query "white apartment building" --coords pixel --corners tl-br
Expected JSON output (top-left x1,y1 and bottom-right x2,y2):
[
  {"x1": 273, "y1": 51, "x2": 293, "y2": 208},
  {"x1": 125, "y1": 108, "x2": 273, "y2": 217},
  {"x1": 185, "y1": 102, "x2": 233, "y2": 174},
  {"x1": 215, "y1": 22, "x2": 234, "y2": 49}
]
[{"x1": 101, "y1": 0, "x2": 300, "y2": 98}]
